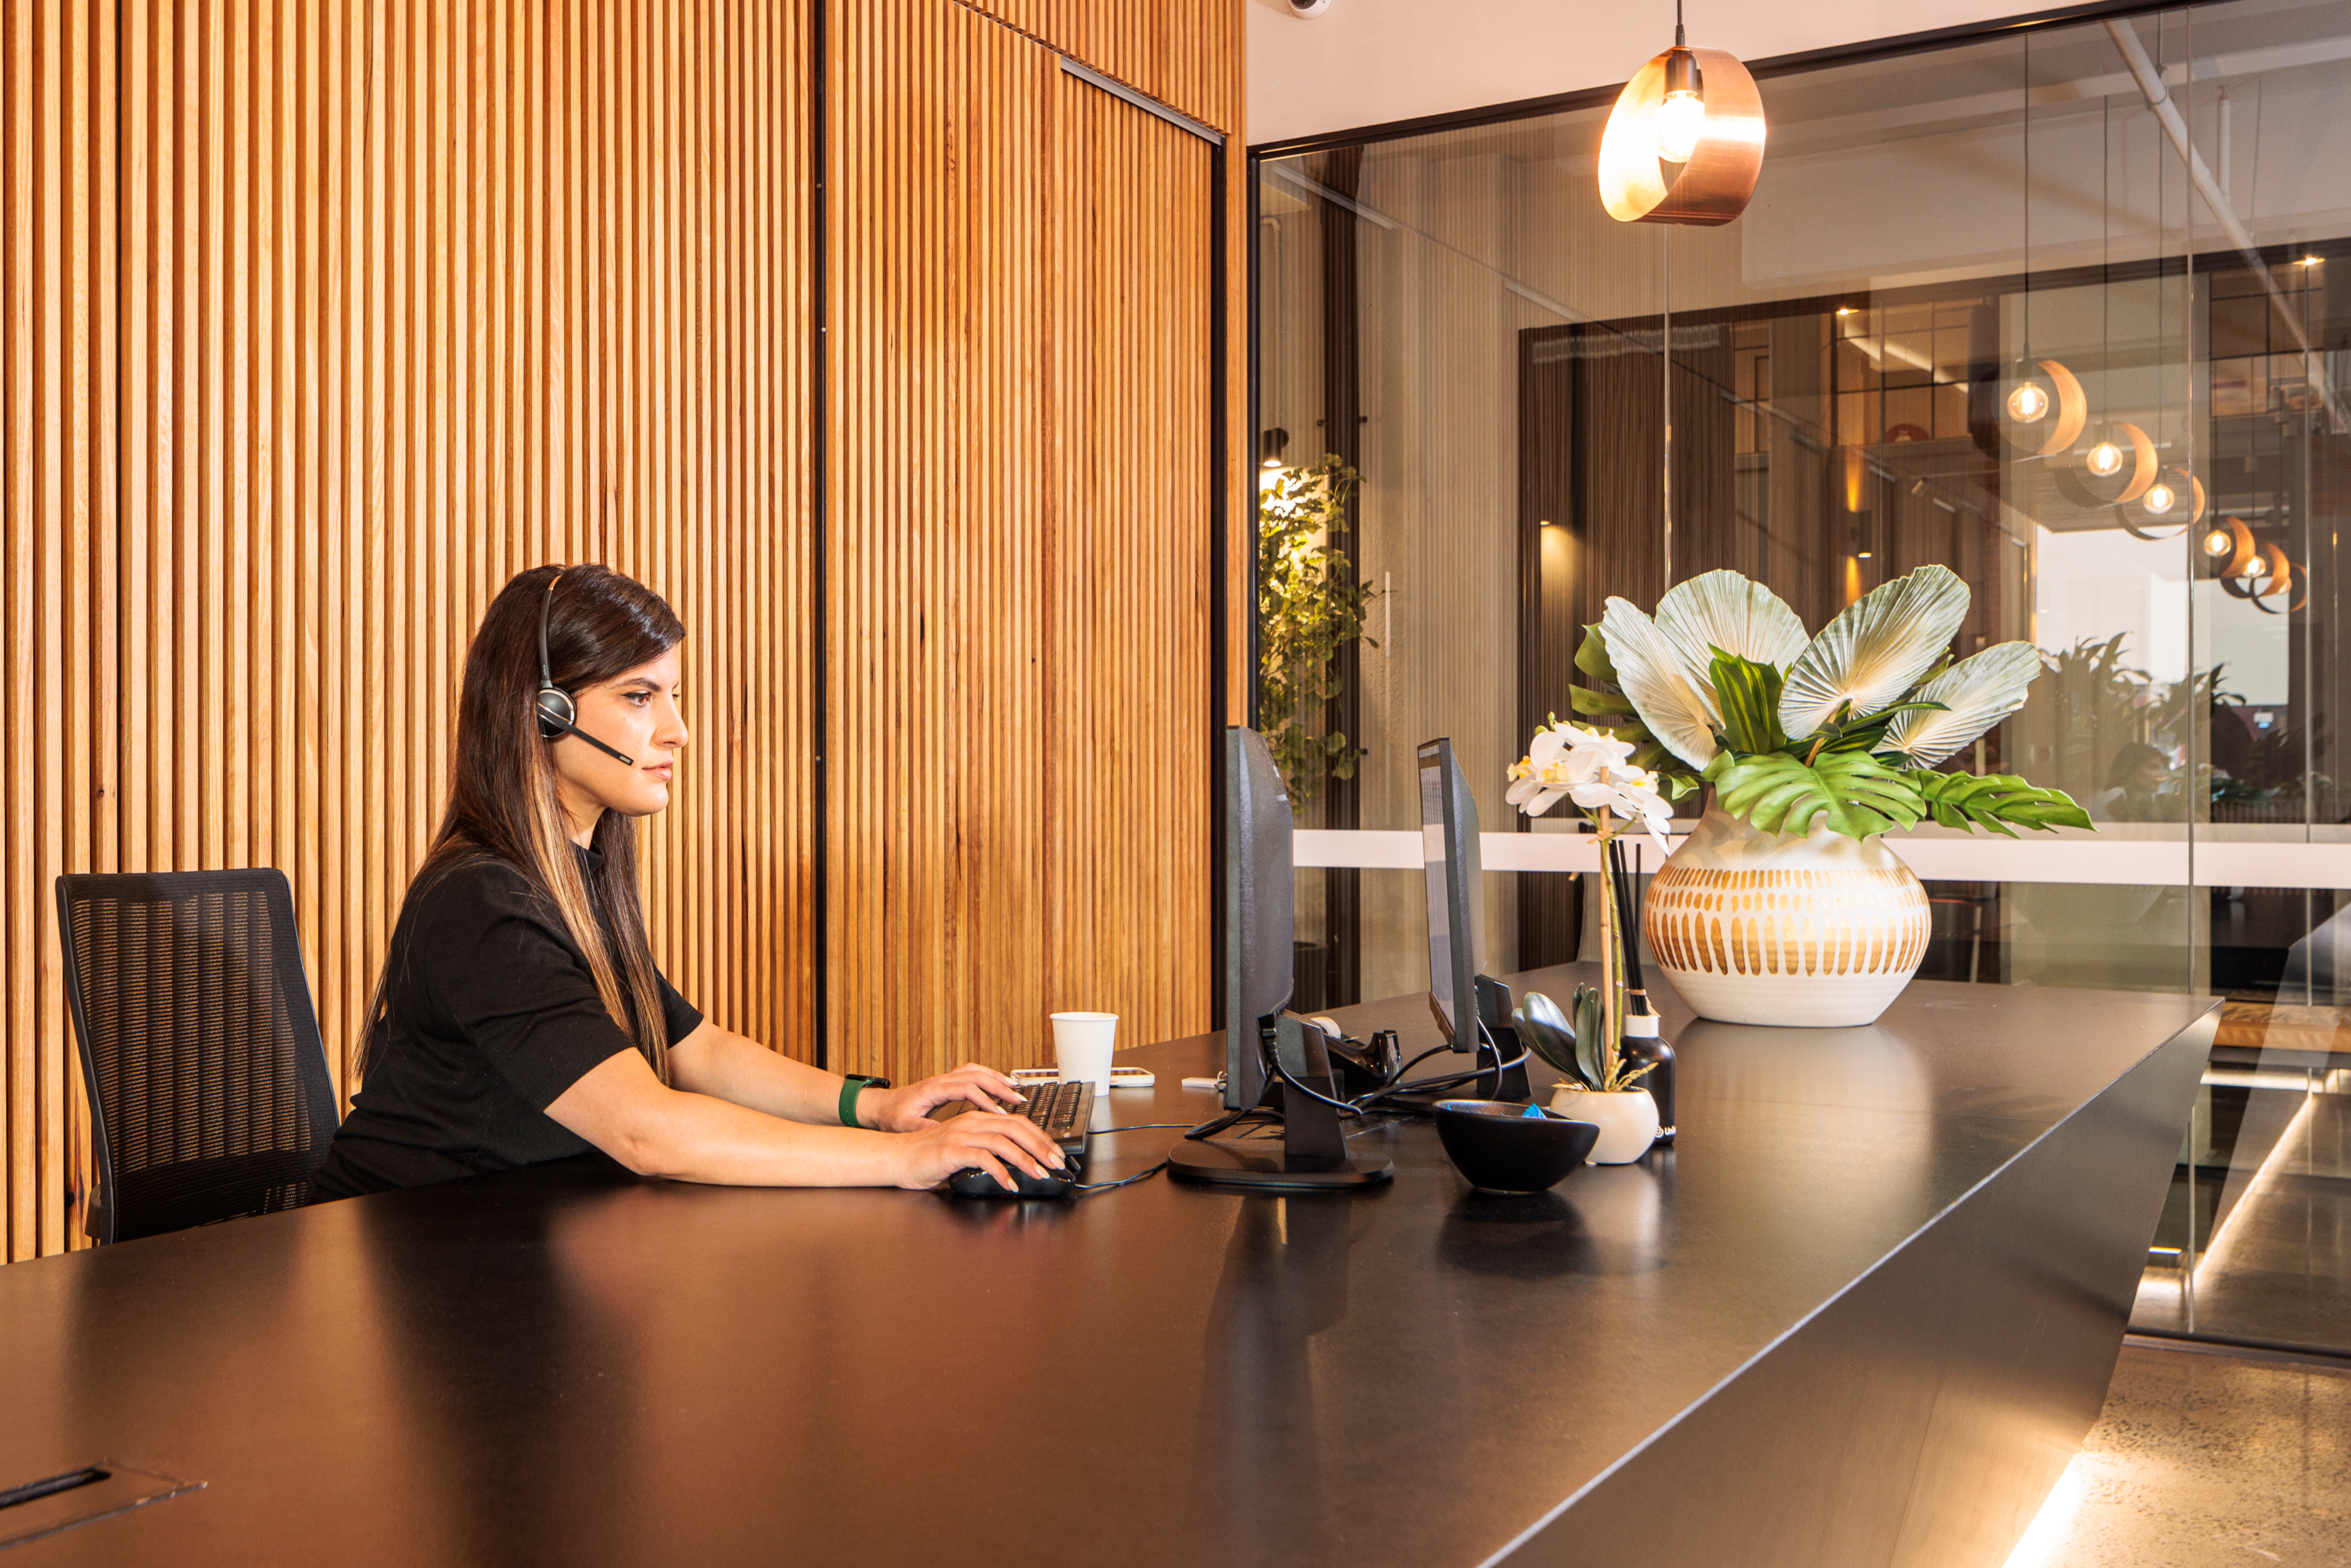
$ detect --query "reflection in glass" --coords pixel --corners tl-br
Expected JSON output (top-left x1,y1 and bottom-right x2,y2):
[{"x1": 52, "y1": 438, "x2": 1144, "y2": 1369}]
[{"x1": 1255, "y1": 2, "x2": 2351, "y2": 1354}]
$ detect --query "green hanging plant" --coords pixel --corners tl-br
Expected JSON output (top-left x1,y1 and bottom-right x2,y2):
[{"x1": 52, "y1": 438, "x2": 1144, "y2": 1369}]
[{"x1": 1258, "y1": 454, "x2": 1380, "y2": 806}]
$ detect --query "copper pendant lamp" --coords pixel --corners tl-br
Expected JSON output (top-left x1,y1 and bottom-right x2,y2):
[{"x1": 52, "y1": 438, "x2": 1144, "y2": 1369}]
[
  {"x1": 1598, "y1": 1, "x2": 1766, "y2": 226},
  {"x1": 1996, "y1": 357, "x2": 2087, "y2": 457},
  {"x1": 2130, "y1": 466, "x2": 2204, "y2": 539},
  {"x1": 2204, "y1": 515, "x2": 2303, "y2": 613},
  {"x1": 2055, "y1": 420, "x2": 2157, "y2": 510},
  {"x1": 1996, "y1": 33, "x2": 2084, "y2": 460},
  {"x1": 2201, "y1": 514, "x2": 2256, "y2": 576}
]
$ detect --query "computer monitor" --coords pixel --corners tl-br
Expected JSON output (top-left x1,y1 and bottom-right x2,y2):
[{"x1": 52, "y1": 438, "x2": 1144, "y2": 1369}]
[
  {"x1": 1221, "y1": 724, "x2": 1295, "y2": 1113},
  {"x1": 1418, "y1": 738, "x2": 1483, "y2": 1053},
  {"x1": 1414, "y1": 737, "x2": 1531, "y2": 1103},
  {"x1": 1166, "y1": 726, "x2": 1391, "y2": 1191}
]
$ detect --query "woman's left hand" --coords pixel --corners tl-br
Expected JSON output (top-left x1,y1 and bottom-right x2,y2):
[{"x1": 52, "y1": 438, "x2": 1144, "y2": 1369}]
[{"x1": 860, "y1": 1063, "x2": 1026, "y2": 1132}]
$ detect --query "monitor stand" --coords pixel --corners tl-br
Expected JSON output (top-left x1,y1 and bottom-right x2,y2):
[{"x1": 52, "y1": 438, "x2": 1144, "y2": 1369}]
[
  {"x1": 1168, "y1": 1016, "x2": 1393, "y2": 1190},
  {"x1": 1475, "y1": 975, "x2": 1535, "y2": 1102},
  {"x1": 1374, "y1": 975, "x2": 1535, "y2": 1113}
]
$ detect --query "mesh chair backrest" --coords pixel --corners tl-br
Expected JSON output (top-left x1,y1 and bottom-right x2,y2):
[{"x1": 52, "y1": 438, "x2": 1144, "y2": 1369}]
[{"x1": 57, "y1": 870, "x2": 340, "y2": 1244}]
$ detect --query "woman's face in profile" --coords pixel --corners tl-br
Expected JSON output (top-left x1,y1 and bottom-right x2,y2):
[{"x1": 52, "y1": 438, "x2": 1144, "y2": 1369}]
[{"x1": 552, "y1": 647, "x2": 688, "y2": 833}]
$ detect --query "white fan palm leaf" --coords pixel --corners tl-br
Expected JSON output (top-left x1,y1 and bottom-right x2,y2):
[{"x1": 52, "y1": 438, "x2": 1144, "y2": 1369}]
[
  {"x1": 1878, "y1": 641, "x2": 2042, "y2": 767},
  {"x1": 1599, "y1": 597, "x2": 1720, "y2": 769},
  {"x1": 1777, "y1": 564, "x2": 1969, "y2": 740},
  {"x1": 1651, "y1": 570, "x2": 1810, "y2": 696}
]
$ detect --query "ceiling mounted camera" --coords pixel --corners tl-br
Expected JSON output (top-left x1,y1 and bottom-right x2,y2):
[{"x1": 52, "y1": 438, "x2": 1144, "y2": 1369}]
[{"x1": 1287, "y1": 0, "x2": 1333, "y2": 16}]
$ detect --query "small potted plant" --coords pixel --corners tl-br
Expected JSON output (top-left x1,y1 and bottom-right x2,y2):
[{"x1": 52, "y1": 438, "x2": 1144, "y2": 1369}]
[
  {"x1": 1557, "y1": 565, "x2": 2091, "y2": 1027},
  {"x1": 1514, "y1": 985, "x2": 1659, "y2": 1164},
  {"x1": 1502, "y1": 720, "x2": 1674, "y2": 1160}
]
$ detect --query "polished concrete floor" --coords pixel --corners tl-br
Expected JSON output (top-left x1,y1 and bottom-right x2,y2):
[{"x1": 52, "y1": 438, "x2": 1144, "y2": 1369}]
[{"x1": 2006, "y1": 1342, "x2": 2351, "y2": 1567}]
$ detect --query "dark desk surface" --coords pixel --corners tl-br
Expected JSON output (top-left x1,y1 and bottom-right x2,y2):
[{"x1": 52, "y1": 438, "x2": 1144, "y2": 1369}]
[{"x1": 0, "y1": 971, "x2": 2213, "y2": 1567}]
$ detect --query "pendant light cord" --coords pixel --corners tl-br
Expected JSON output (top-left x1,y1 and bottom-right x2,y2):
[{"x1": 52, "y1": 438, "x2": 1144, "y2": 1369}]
[{"x1": 2021, "y1": 31, "x2": 2032, "y2": 355}]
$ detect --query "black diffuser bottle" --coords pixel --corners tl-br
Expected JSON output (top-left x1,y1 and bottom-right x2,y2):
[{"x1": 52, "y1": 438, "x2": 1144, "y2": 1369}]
[
  {"x1": 1610, "y1": 840, "x2": 1676, "y2": 1143},
  {"x1": 1619, "y1": 997, "x2": 1676, "y2": 1143}
]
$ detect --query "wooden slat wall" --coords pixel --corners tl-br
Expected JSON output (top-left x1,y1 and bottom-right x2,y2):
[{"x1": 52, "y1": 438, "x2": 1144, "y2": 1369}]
[
  {"x1": 958, "y1": 0, "x2": 1239, "y2": 134},
  {"x1": 2, "y1": 0, "x2": 815, "y2": 1262},
  {"x1": 2, "y1": 0, "x2": 110, "y2": 1264},
  {"x1": 826, "y1": 0, "x2": 1234, "y2": 1080},
  {"x1": 1045, "y1": 67, "x2": 1213, "y2": 1060},
  {"x1": 5, "y1": 0, "x2": 1242, "y2": 1259}
]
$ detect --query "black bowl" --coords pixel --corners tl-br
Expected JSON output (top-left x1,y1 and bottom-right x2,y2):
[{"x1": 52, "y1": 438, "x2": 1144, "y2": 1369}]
[{"x1": 1433, "y1": 1101, "x2": 1600, "y2": 1193}]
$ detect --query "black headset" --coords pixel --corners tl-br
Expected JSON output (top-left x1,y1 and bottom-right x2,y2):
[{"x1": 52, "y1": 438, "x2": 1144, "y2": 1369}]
[{"x1": 535, "y1": 570, "x2": 637, "y2": 767}]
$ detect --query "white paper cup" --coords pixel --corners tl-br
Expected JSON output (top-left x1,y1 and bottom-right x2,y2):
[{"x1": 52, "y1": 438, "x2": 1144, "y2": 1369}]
[{"x1": 1050, "y1": 1012, "x2": 1119, "y2": 1088}]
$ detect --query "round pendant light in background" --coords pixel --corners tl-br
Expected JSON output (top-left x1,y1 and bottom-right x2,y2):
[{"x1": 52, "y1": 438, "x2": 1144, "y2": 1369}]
[
  {"x1": 2200, "y1": 514, "x2": 2256, "y2": 575},
  {"x1": 2124, "y1": 466, "x2": 2204, "y2": 541},
  {"x1": 2199, "y1": 515, "x2": 2302, "y2": 613},
  {"x1": 1598, "y1": 3, "x2": 1766, "y2": 226},
  {"x1": 1997, "y1": 357, "x2": 2086, "y2": 457},
  {"x1": 2054, "y1": 421, "x2": 2156, "y2": 509}
]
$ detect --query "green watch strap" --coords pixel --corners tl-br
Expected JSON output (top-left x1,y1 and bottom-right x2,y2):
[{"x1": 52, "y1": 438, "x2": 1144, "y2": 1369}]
[{"x1": 839, "y1": 1074, "x2": 890, "y2": 1128}]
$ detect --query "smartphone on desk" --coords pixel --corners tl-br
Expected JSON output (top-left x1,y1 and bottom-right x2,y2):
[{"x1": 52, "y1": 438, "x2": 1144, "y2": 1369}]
[{"x1": 1011, "y1": 1066, "x2": 1155, "y2": 1088}]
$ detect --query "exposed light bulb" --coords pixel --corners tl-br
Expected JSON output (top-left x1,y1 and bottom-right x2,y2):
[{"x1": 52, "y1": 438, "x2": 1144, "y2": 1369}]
[
  {"x1": 2006, "y1": 380, "x2": 2050, "y2": 422},
  {"x1": 2202, "y1": 527, "x2": 2233, "y2": 557},
  {"x1": 2143, "y1": 481, "x2": 2177, "y2": 515},
  {"x1": 2085, "y1": 441, "x2": 2124, "y2": 477},
  {"x1": 1654, "y1": 89, "x2": 1707, "y2": 163}
]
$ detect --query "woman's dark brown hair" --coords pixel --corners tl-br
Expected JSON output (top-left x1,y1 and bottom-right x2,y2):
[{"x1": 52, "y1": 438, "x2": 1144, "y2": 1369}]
[{"x1": 361, "y1": 564, "x2": 685, "y2": 1080}]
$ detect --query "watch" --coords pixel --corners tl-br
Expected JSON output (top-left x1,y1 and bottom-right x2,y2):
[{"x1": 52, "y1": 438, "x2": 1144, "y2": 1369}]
[{"x1": 838, "y1": 1074, "x2": 893, "y2": 1129}]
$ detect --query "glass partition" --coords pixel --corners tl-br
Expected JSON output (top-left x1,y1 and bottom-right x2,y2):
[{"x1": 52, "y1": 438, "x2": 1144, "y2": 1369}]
[{"x1": 1255, "y1": 0, "x2": 2351, "y2": 1355}]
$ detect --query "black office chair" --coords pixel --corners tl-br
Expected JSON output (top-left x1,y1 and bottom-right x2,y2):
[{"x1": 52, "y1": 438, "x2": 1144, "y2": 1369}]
[{"x1": 57, "y1": 870, "x2": 340, "y2": 1244}]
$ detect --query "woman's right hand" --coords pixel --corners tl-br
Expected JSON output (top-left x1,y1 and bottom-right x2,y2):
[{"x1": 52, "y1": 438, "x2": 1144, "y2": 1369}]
[{"x1": 892, "y1": 1109, "x2": 1068, "y2": 1191}]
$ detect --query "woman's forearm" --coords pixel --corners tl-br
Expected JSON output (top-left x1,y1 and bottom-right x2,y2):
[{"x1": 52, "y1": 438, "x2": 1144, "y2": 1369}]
[
  {"x1": 606, "y1": 1087, "x2": 909, "y2": 1185},
  {"x1": 667, "y1": 1024, "x2": 854, "y2": 1124},
  {"x1": 545, "y1": 1048, "x2": 1065, "y2": 1191}
]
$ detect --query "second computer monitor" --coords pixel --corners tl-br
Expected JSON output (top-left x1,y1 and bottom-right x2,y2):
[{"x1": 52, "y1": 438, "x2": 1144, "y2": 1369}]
[
  {"x1": 1418, "y1": 738, "x2": 1483, "y2": 1053},
  {"x1": 1223, "y1": 724, "x2": 1296, "y2": 1109}
]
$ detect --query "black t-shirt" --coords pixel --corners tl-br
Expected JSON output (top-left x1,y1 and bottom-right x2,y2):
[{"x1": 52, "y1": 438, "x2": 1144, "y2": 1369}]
[{"x1": 309, "y1": 846, "x2": 703, "y2": 1199}]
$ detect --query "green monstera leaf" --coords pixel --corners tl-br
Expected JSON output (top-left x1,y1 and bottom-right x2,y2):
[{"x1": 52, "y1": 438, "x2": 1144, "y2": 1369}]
[
  {"x1": 1704, "y1": 748, "x2": 1927, "y2": 839},
  {"x1": 1902, "y1": 770, "x2": 2093, "y2": 836}
]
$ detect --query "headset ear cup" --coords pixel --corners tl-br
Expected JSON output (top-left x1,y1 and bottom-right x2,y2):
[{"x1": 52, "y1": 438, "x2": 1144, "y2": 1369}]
[{"x1": 537, "y1": 687, "x2": 575, "y2": 740}]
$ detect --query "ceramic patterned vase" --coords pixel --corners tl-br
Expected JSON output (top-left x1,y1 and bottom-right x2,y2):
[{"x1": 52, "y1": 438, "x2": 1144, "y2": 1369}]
[{"x1": 1642, "y1": 804, "x2": 1931, "y2": 1027}]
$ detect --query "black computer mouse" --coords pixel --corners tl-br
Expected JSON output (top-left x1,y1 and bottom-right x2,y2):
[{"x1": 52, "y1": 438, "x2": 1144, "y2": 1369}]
[{"x1": 946, "y1": 1161, "x2": 1075, "y2": 1199}]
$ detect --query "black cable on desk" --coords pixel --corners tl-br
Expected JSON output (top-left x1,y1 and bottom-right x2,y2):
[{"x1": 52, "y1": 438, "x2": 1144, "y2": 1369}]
[
  {"x1": 1349, "y1": 1029, "x2": 1528, "y2": 1111},
  {"x1": 1267, "y1": 1048, "x2": 1362, "y2": 1115},
  {"x1": 1184, "y1": 1103, "x2": 1267, "y2": 1141},
  {"x1": 1072, "y1": 1161, "x2": 1169, "y2": 1194}
]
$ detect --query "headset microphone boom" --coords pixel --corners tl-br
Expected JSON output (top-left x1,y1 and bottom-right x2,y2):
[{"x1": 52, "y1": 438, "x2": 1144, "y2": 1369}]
[{"x1": 534, "y1": 571, "x2": 637, "y2": 768}]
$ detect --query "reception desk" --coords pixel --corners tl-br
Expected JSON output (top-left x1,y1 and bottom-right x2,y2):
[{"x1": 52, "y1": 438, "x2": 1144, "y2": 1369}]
[{"x1": 0, "y1": 971, "x2": 2213, "y2": 1566}]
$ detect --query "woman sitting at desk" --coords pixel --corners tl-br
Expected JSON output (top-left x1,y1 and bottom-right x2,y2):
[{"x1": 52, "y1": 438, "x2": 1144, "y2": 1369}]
[{"x1": 310, "y1": 565, "x2": 1064, "y2": 1200}]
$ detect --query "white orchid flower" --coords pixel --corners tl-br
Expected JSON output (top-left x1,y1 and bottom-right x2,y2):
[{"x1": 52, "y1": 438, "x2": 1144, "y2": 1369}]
[
  {"x1": 1566, "y1": 762, "x2": 1675, "y2": 857},
  {"x1": 1533, "y1": 721, "x2": 1635, "y2": 777},
  {"x1": 1509, "y1": 722, "x2": 1641, "y2": 817},
  {"x1": 1508, "y1": 727, "x2": 1674, "y2": 853}
]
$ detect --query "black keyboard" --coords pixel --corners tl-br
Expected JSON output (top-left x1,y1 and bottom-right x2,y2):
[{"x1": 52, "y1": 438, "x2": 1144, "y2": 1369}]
[
  {"x1": 932, "y1": 1079, "x2": 1094, "y2": 1155},
  {"x1": 1016, "y1": 1079, "x2": 1096, "y2": 1152}
]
